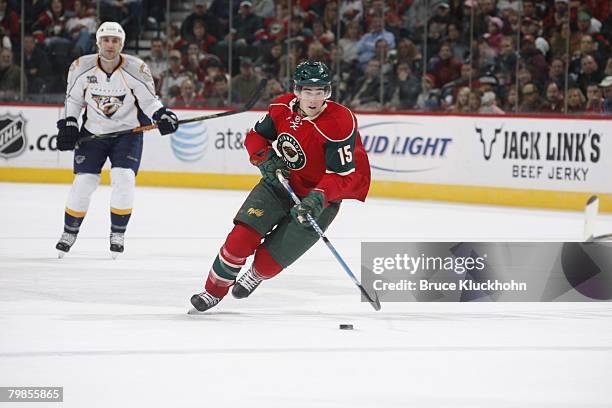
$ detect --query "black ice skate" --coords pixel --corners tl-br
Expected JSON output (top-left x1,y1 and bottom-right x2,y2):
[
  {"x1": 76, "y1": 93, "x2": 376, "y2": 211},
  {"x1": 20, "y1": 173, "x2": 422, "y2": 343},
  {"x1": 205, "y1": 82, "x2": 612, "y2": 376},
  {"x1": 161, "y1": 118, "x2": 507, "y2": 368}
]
[
  {"x1": 109, "y1": 232, "x2": 124, "y2": 259},
  {"x1": 56, "y1": 232, "x2": 77, "y2": 258},
  {"x1": 190, "y1": 291, "x2": 221, "y2": 312},
  {"x1": 232, "y1": 267, "x2": 264, "y2": 299}
]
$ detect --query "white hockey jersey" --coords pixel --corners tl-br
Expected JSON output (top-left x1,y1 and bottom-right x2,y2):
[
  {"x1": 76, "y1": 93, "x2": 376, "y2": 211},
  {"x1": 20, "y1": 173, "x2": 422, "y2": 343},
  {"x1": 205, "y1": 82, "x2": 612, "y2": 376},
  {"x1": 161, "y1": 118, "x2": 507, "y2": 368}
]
[{"x1": 64, "y1": 53, "x2": 164, "y2": 134}]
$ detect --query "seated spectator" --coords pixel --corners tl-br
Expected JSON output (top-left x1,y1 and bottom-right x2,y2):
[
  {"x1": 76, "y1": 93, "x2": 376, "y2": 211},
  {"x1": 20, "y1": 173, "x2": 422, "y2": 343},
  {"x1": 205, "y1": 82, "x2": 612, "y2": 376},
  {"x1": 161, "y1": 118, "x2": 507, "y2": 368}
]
[
  {"x1": 449, "y1": 86, "x2": 471, "y2": 113},
  {"x1": 160, "y1": 50, "x2": 194, "y2": 100},
  {"x1": 307, "y1": 41, "x2": 327, "y2": 64},
  {"x1": 569, "y1": 34, "x2": 605, "y2": 75},
  {"x1": 541, "y1": 82, "x2": 564, "y2": 113},
  {"x1": 479, "y1": 91, "x2": 505, "y2": 114},
  {"x1": 395, "y1": 38, "x2": 423, "y2": 74},
  {"x1": 279, "y1": 40, "x2": 305, "y2": 84},
  {"x1": 231, "y1": 57, "x2": 262, "y2": 104},
  {"x1": 64, "y1": 0, "x2": 96, "y2": 55},
  {"x1": 599, "y1": 76, "x2": 612, "y2": 114},
  {"x1": 257, "y1": 77, "x2": 285, "y2": 107},
  {"x1": 338, "y1": 22, "x2": 361, "y2": 65},
  {"x1": 176, "y1": 19, "x2": 217, "y2": 55},
  {"x1": 171, "y1": 78, "x2": 207, "y2": 108},
  {"x1": 374, "y1": 38, "x2": 394, "y2": 76},
  {"x1": 0, "y1": 0, "x2": 19, "y2": 49},
  {"x1": 566, "y1": 87, "x2": 586, "y2": 113},
  {"x1": 520, "y1": 35, "x2": 548, "y2": 85},
  {"x1": 356, "y1": 16, "x2": 396, "y2": 68},
  {"x1": 99, "y1": 0, "x2": 142, "y2": 39},
  {"x1": 181, "y1": 0, "x2": 220, "y2": 40},
  {"x1": 387, "y1": 61, "x2": 420, "y2": 110},
  {"x1": 311, "y1": 19, "x2": 335, "y2": 48},
  {"x1": 494, "y1": 36, "x2": 517, "y2": 87},
  {"x1": 229, "y1": 1, "x2": 263, "y2": 55},
  {"x1": 501, "y1": 86, "x2": 518, "y2": 112},
  {"x1": 348, "y1": 58, "x2": 391, "y2": 111},
  {"x1": 256, "y1": 42, "x2": 282, "y2": 77},
  {"x1": 548, "y1": 58, "x2": 568, "y2": 90},
  {"x1": 144, "y1": 39, "x2": 168, "y2": 93},
  {"x1": 543, "y1": 0, "x2": 571, "y2": 33},
  {"x1": 446, "y1": 23, "x2": 468, "y2": 63},
  {"x1": 429, "y1": 42, "x2": 461, "y2": 88},
  {"x1": 201, "y1": 59, "x2": 226, "y2": 96},
  {"x1": 184, "y1": 43, "x2": 207, "y2": 84},
  {"x1": 585, "y1": 83, "x2": 604, "y2": 114},
  {"x1": 33, "y1": 0, "x2": 72, "y2": 51},
  {"x1": 575, "y1": 55, "x2": 604, "y2": 94},
  {"x1": 204, "y1": 74, "x2": 238, "y2": 107},
  {"x1": 466, "y1": 89, "x2": 482, "y2": 113},
  {"x1": 416, "y1": 74, "x2": 440, "y2": 112},
  {"x1": 484, "y1": 16, "x2": 504, "y2": 52},
  {"x1": 23, "y1": 33, "x2": 51, "y2": 94},
  {"x1": 0, "y1": 48, "x2": 23, "y2": 101},
  {"x1": 519, "y1": 82, "x2": 543, "y2": 112}
]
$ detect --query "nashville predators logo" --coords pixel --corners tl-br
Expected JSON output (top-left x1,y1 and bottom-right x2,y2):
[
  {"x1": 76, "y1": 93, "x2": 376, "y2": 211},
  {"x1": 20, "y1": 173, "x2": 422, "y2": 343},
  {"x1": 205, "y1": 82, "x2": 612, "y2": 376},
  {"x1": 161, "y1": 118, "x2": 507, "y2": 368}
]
[
  {"x1": 91, "y1": 94, "x2": 126, "y2": 118},
  {"x1": 247, "y1": 208, "x2": 264, "y2": 217},
  {"x1": 277, "y1": 133, "x2": 306, "y2": 170}
]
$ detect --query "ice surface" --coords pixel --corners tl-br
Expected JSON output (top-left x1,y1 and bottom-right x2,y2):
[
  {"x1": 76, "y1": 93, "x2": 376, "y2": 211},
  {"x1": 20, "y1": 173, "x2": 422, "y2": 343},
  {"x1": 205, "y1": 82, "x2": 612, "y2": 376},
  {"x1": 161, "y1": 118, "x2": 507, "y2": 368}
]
[{"x1": 1, "y1": 182, "x2": 611, "y2": 407}]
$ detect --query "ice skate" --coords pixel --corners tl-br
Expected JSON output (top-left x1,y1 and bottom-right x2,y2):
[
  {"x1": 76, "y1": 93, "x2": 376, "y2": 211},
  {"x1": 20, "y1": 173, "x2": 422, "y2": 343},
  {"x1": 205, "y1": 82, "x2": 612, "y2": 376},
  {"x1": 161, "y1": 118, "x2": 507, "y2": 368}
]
[
  {"x1": 110, "y1": 232, "x2": 124, "y2": 259},
  {"x1": 232, "y1": 267, "x2": 264, "y2": 299},
  {"x1": 56, "y1": 232, "x2": 77, "y2": 258},
  {"x1": 189, "y1": 291, "x2": 221, "y2": 313}
]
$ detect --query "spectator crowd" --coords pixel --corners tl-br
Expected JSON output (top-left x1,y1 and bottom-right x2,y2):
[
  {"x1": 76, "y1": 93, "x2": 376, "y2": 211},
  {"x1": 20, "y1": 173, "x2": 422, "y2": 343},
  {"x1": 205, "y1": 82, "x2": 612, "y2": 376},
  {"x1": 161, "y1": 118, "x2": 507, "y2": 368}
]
[{"x1": 2, "y1": 0, "x2": 611, "y2": 114}]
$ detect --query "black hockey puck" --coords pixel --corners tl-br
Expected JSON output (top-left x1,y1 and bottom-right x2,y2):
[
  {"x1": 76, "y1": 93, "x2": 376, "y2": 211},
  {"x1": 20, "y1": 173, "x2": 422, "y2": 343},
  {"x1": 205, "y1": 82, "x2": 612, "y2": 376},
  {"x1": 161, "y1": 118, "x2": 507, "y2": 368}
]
[{"x1": 339, "y1": 324, "x2": 354, "y2": 330}]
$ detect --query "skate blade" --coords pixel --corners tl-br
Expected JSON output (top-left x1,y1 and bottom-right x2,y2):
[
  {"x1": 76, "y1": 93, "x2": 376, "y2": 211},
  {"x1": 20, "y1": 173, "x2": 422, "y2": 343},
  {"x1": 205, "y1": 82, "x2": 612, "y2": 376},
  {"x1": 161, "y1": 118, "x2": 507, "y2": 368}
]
[
  {"x1": 187, "y1": 307, "x2": 208, "y2": 315},
  {"x1": 110, "y1": 252, "x2": 120, "y2": 260},
  {"x1": 57, "y1": 251, "x2": 66, "y2": 259}
]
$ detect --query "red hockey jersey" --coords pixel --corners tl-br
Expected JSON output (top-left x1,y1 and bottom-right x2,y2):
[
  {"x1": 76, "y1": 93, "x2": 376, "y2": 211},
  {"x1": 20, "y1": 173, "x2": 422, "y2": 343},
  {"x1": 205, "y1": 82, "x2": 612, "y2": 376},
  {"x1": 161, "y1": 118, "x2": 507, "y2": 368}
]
[{"x1": 245, "y1": 93, "x2": 371, "y2": 202}]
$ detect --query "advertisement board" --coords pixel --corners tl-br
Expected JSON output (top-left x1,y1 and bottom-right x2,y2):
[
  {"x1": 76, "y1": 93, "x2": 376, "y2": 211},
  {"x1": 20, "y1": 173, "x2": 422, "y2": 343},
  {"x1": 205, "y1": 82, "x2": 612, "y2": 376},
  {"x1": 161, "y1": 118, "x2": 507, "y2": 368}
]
[{"x1": 0, "y1": 105, "x2": 610, "y2": 211}]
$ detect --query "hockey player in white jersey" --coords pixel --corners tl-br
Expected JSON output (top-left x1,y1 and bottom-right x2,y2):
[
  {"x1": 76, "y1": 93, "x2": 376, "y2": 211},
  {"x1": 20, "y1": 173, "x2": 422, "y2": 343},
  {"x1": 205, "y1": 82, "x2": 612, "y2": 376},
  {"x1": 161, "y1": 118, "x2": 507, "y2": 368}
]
[{"x1": 55, "y1": 21, "x2": 179, "y2": 258}]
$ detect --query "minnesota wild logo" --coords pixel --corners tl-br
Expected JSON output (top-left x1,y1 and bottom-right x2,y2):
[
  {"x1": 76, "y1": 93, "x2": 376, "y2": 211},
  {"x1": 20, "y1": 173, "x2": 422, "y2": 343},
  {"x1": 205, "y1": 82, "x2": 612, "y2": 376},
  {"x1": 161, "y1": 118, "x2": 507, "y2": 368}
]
[{"x1": 277, "y1": 133, "x2": 306, "y2": 170}]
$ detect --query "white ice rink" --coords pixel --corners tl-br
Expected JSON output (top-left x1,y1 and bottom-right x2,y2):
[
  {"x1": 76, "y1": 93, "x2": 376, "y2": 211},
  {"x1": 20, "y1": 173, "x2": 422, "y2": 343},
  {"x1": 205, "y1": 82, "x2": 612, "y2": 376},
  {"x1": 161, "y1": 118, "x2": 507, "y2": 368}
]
[{"x1": 1, "y1": 182, "x2": 611, "y2": 407}]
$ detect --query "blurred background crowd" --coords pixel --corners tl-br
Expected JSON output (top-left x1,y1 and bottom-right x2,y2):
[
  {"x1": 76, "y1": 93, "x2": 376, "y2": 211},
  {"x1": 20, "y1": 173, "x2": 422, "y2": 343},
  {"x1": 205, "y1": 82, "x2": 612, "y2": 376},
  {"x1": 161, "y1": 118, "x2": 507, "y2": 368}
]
[{"x1": 2, "y1": 0, "x2": 611, "y2": 114}]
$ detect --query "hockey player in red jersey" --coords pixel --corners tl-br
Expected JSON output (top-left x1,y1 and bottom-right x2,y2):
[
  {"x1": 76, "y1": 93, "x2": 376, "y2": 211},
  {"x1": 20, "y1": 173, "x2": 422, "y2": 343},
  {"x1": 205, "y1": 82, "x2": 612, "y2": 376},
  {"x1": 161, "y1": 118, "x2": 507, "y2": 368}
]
[{"x1": 190, "y1": 61, "x2": 371, "y2": 312}]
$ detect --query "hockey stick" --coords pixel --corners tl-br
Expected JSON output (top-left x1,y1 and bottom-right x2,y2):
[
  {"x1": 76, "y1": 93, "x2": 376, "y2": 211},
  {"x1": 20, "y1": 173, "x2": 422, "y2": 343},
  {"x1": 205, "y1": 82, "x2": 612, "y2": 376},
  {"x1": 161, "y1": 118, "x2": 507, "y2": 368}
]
[
  {"x1": 76, "y1": 78, "x2": 267, "y2": 146},
  {"x1": 276, "y1": 170, "x2": 382, "y2": 311},
  {"x1": 584, "y1": 195, "x2": 599, "y2": 242},
  {"x1": 583, "y1": 195, "x2": 612, "y2": 242}
]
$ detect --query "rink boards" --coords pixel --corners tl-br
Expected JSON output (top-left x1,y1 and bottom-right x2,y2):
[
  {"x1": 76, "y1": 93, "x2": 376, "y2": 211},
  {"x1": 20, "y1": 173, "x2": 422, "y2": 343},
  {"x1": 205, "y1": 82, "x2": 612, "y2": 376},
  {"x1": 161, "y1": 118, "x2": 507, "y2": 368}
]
[{"x1": 0, "y1": 105, "x2": 610, "y2": 212}]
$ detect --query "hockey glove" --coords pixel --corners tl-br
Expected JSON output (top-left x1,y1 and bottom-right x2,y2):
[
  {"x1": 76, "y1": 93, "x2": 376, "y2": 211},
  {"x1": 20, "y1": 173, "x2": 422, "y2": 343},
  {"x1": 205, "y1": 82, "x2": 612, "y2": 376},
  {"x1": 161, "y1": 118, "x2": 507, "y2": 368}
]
[
  {"x1": 254, "y1": 148, "x2": 289, "y2": 189},
  {"x1": 291, "y1": 191, "x2": 325, "y2": 224},
  {"x1": 153, "y1": 107, "x2": 179, "y2": 135},
  {"x1": 56, "y1": 116, "x2": 80, "y2": 151}
]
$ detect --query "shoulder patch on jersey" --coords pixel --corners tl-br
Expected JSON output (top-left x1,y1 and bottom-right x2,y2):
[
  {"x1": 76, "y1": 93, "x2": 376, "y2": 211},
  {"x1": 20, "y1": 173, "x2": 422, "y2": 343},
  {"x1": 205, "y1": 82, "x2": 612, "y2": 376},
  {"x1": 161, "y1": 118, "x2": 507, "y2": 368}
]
[
  {"x1": 139, "y1": 62, "x2": 153, "y2": 81},
  {"x1": 69, "y1": 54, "x2": 97, "y2": 76},
  {"x1": 308, "y1": 102, "x2": 355, "y2": 142}
]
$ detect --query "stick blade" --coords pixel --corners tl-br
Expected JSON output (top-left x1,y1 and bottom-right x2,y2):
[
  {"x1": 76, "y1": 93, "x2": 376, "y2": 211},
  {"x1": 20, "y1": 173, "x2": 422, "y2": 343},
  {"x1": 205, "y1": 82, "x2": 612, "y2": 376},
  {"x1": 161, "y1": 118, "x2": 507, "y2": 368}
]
[
  {"x1": 584, "y1": 195, "x2": 599, "y2": 242},
  {"x1": 358, "y1": 284, "x2": 382, "y2": 311}
]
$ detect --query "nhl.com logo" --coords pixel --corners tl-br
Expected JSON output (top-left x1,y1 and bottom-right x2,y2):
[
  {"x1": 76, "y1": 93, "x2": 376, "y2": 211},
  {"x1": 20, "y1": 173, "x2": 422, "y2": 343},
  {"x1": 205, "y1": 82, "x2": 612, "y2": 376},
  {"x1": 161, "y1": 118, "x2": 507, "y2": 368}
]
[{"x1": 0, "y1": 114, "x2": 27, "y2": 159}]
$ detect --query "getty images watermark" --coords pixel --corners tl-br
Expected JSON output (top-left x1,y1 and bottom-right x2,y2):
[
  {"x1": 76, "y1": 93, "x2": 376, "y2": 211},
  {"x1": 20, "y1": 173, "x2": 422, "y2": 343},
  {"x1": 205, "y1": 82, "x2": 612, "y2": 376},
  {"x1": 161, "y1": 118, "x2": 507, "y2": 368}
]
[{"x1": 361, "y1": 242, "x2": 612, "y2": 302}]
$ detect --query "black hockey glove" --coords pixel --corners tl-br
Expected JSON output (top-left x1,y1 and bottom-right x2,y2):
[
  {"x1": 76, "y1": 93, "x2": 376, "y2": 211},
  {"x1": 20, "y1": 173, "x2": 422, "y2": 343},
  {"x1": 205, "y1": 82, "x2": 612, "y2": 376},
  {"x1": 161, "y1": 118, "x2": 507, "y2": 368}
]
[
  {"x1": 254, "y1": 148, "x2": 289, "y2": 189},
  {"x1": 153, "y1": 107, "x2": 179, "y2": 135},
  {"x1": 291, "y1": 191, "x2": 325, "y2": 224},
  {"x1": 56, "y1": 116, "x2": 80, "y2": 151}
]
